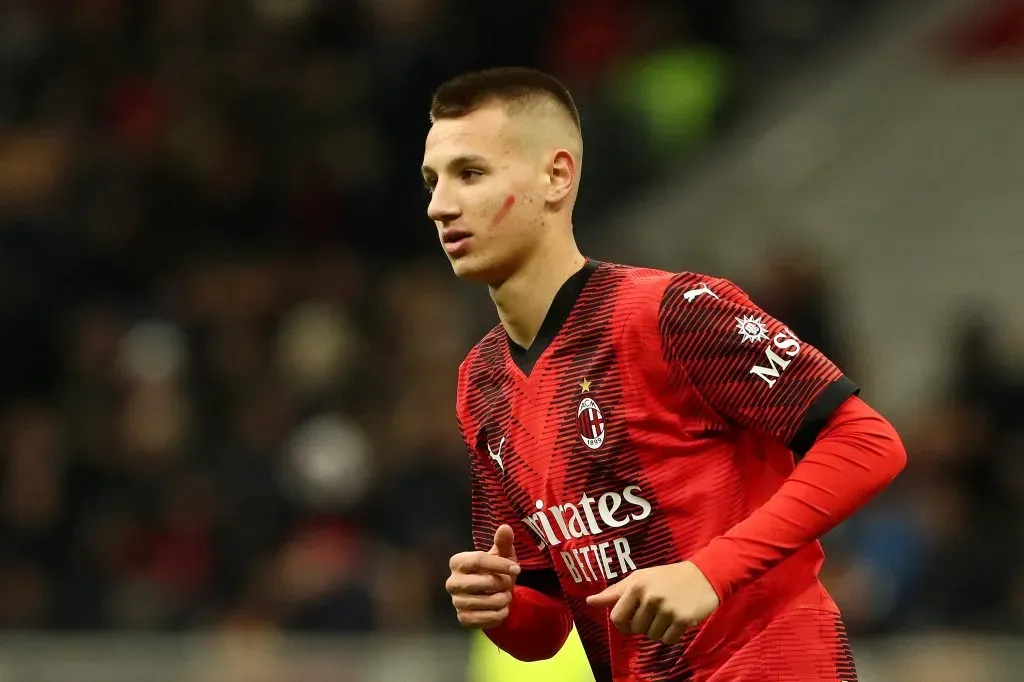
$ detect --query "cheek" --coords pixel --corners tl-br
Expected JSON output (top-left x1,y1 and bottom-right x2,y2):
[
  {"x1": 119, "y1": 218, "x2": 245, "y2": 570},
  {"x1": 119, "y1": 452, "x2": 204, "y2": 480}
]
[{"x1": 490, "y1": 194, "x2": 516, "y2": 226}]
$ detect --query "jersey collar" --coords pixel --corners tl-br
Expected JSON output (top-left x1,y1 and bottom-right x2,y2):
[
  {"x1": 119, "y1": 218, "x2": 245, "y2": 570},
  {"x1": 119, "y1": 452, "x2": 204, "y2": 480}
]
[{"x1": 508, "y1": 259, "x2": 601, "y2": 376}]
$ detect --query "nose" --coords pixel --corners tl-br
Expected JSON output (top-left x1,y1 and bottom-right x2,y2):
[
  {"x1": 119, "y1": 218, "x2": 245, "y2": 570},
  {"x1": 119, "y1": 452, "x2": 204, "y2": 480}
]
[{"x1": 427, "y1": 183, "x2": 460, "y2": 224}]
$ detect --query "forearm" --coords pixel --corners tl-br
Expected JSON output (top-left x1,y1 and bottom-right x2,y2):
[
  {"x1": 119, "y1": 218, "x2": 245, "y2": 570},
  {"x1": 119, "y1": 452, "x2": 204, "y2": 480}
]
[
  {"x1": 691, "y1": 396, "x2": 907, "y2": 601},
  {"x1": 484, "y1": 584, "x2": 574, "y2": 661}
]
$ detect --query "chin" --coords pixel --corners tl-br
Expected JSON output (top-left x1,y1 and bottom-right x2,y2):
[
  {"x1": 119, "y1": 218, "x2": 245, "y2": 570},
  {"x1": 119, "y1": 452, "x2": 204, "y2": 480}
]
[{"x1": 449, "y1": 253, "x2": 506, "y2": 285}]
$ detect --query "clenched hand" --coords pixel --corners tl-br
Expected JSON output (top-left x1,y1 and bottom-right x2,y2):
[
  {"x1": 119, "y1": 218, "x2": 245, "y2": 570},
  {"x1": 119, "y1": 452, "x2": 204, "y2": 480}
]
[
  {"x1": 446, "y1": 524, "x2": 521, "y2": 629},
  {"x1": 586, "y1": 561, "x2": 720, "y2": 644}
]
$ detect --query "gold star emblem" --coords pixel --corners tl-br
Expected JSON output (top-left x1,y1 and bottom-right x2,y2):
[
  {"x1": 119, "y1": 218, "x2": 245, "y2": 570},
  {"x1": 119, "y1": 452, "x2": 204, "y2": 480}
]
[{"x1": 579, "y1": 378, "x2": 591, "y2": 393}]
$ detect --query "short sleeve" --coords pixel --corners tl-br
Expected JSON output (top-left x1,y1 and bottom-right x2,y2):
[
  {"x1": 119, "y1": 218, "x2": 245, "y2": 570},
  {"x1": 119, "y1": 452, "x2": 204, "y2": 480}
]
[{"x1": 657, "y1": 275, "x2": 859, "y2": 454}]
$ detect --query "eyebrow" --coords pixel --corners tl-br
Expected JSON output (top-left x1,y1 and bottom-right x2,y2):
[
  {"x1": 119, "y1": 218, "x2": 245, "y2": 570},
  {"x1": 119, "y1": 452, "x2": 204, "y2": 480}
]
[{"x1": 421, "y1": 154, "x2": 489, "y2": 178}]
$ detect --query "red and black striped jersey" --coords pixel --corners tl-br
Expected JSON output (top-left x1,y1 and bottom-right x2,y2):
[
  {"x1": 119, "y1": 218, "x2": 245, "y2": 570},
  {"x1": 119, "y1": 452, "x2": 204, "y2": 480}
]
[{"x1": 457, "y1": 260, "x2": 860, "y2": 681}]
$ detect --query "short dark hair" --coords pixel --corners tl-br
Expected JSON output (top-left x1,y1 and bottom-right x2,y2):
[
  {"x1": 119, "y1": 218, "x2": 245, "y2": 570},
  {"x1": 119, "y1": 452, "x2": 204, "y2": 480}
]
[{"x1": 429, "y1": 67, "x2": 581, "y2": 133}]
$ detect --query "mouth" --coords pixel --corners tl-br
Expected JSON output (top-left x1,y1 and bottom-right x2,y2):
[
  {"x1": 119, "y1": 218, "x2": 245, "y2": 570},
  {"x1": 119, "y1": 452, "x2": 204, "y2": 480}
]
[
  {"x1": 441, "y1": 228, "x2": 472, "y2": 244},
  {"x1": 441, "y1": 228, "x2": 473, "y2": 256}
]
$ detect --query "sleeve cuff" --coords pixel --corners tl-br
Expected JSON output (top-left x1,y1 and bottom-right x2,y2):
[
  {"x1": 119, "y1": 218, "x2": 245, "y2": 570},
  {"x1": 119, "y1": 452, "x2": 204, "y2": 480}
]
[
  {"x1": 689, "y1": 541, "x2": 735, "y2": 603},
  {"x1": 788, "y1": 375, "x2": 860, "y2": 456},
  {"x1": 483, "y1": 585, "x2": 572, "y2": 661}
]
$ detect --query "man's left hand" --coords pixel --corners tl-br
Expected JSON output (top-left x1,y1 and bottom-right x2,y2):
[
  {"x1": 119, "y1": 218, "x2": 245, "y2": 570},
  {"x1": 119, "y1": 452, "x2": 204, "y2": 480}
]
[{"x1": 585, "y1": 561, "x2": 720, "y2": 644}]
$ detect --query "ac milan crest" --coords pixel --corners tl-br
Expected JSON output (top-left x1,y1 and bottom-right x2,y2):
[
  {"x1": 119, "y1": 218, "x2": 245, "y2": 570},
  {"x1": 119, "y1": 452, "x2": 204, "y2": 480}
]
[{"x1": 577, "y1": 397, "x2": 606, "y2": 449}]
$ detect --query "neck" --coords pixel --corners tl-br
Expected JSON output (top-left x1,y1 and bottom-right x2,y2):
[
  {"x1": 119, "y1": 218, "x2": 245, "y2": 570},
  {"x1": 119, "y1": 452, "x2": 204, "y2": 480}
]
[{"x1": 489, "y1": 236, "x2": 586, "y2": 349}]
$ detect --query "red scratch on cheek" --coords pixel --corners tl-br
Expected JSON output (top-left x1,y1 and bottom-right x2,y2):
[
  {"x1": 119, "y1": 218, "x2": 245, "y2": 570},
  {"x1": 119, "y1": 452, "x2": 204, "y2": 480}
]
[{"x1": 491, "y1": 194, "x2": 515, "y2": 225}]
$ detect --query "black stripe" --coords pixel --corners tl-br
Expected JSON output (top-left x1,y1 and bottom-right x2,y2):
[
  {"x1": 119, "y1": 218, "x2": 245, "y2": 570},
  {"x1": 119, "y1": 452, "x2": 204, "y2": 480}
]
[
  {"x1": 508, "y1": 259, "x2": 601, "y2": 376},
  {"x1": 788, "y1": 376, "x2": 860, "y2": 456},
  {"x1": 515, "y1": 568, "x2": 562, "y2": 598}
]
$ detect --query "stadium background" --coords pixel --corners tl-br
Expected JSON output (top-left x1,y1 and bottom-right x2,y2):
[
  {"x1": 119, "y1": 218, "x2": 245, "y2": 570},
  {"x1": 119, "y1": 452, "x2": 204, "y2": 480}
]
[{"x1": 0, "y1": 0, "x2": 1022, "y2": 680}]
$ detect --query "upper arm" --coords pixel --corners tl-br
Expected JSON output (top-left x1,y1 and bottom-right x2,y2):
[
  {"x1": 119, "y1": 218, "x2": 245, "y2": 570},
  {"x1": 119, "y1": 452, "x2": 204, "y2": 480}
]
[{"x1": 642, "y1": 273, "x2": 860, "y2": 454}]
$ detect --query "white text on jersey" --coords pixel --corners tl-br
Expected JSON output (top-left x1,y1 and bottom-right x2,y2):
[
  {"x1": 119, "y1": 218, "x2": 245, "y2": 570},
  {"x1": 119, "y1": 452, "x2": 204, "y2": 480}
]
[
  {"x1": 522, "y1": 485, "x2": 652, "y2": 585},
  {"x1": 749, "y1": 328, "x2": 802, "y2": 387}
]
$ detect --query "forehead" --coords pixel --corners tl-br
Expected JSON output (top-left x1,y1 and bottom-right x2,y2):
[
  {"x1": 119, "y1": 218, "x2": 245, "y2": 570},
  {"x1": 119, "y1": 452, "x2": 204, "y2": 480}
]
[{"x1": 422, "y1": 106, "x2": 517, "y2": 169}]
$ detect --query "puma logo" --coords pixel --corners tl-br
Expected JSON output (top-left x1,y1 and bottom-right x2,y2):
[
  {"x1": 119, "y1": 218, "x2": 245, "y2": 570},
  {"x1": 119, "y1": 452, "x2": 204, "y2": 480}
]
[
  {"x1": 683, "y1": 282, "x2": 718, "y2": 302},
  {"x1": 487, "y1": 436, "x2": 506, "y2": 473}
]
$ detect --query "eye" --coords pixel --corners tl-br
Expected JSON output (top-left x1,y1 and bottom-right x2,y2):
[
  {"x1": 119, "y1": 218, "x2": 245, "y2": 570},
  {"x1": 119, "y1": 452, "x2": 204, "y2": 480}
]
[
  {"x1": 423, "y1": 177, "x2": 436, "y2": 194},
  {"x1": 460, "y1": 168, "x2": 483, "y2": 183}
]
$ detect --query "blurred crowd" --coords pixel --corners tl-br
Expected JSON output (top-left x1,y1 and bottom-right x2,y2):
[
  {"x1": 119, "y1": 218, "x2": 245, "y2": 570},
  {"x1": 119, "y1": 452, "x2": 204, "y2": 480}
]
[
  {"x1": 823, "y1": 306, "x2": 1024, "y2": 635},
  {"x1": 8, "y1": 0, "x2": 1018, "y2": 644}
]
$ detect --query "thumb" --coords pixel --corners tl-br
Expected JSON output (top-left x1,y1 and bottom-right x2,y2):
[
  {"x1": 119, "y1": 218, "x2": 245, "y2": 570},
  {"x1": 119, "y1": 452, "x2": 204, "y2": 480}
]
[
  {"x1": 586, "y1": 583, "x2": 624, "y2": 608},
  {"x1": 489, "y1": 524, "x2": 517, "y2": 561}
]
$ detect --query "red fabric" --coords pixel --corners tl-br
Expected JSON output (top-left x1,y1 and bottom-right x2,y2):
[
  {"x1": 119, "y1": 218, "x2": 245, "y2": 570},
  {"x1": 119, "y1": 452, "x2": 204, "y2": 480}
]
[
  {"x1": 483, "y1": 585, "x2": 574, "y2": 662},
  {"x1": 701, "y1": 602, "x2": 858, "y2": 682},
  {"x1": 458, "y1": 263, "x2": 904, "y2": 679},
  {"x1": 691, "y1": 395, "x2": 907, "y2": 602}
]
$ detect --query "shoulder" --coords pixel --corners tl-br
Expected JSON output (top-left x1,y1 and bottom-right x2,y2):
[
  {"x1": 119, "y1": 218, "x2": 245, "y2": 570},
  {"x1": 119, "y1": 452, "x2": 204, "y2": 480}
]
[
  {"x1": 590, "y1": 263, "x2": 670, "y2": 319},
  {"x1": 609, "y1": 265, "x2": 749, "y2": 330},
  {"x1": 459, "y1": 325, "x2": 506, "y2": 371},
  {"x1": 608, "y1": 264, "x2": 745, "y2": 302},
  {"x1": 456, "y1": 325, "x2": 506, "y2": 413}
]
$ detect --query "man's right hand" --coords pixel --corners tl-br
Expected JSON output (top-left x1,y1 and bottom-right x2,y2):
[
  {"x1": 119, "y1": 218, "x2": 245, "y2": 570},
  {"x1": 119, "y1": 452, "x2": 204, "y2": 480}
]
[{"x1": 446, "y1": 524, "x2": 521, "y2": 629}]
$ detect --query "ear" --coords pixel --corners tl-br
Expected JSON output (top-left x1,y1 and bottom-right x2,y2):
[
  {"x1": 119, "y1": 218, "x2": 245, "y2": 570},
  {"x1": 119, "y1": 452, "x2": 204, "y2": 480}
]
[{"x1": 546, "y1": 149, "x2": 577, "y2": 204}]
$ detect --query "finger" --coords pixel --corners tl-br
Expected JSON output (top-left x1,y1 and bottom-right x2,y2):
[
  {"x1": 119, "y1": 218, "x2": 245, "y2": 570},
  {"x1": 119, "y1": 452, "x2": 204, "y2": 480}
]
[
  {"x1": 490, "y1": 524, "x2": 517, "y2": 561},
  {"x1": 630, "y1": 596, "x2": 662, "y2": 635},
  {"x1": 609, "y1": 586, "x2": 643, "y2": 634},
  {"x1": 450, "y1": 550, "x2": 519, "y2": 574},
  {"x1": 646, "y1": 609, "x2": 675, "y2": 642},
  {"x1": 452, "y1": 591, "x2": 512, "y2": 611},
  {"x1": 447, "y1": 572, "x2": 514, "y2": 596},
  {"x1": 453, "y1": 552, "x2": 520, "y2": 577},
  {"x1": 448, "y1": 573, "x2": 512, "y2": 595},
  {"x1": 457, "y1": 607, "x2": 509, "y2": 629},
  {"x1": 586, "y1": 582, "x2": 625, "y2": 608},
  {"x1": 660, "y1": 620, "x2": 689, "y2": 646}
]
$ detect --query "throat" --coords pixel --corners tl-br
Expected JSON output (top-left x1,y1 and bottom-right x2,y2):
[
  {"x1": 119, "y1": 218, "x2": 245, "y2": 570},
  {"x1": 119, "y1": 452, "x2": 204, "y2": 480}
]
[
  {"x1": 493, "y1": 284, "x2": 545, "y2": 351},
  {"x1": 493, "y1": 255, "x2": 597, "y2": 376}
]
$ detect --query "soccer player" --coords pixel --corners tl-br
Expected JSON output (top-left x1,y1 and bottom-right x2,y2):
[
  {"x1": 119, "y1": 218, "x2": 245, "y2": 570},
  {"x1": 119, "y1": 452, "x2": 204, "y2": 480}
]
[{"x1": 424, "y1": 67, "x2": 907, "y2": 682}]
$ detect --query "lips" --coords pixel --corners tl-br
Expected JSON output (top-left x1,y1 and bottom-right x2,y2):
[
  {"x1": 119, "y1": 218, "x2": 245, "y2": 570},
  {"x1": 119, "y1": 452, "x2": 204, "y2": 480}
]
[{"x1": 441, "y1": 228, "x2": 472, "y2": 244}]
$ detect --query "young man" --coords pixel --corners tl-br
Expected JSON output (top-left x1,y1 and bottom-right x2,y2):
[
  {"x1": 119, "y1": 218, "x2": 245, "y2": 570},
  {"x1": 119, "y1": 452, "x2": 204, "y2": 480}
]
[{"x1": 424, "y1": 67, "x2": 906, "y2": 682}]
